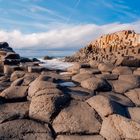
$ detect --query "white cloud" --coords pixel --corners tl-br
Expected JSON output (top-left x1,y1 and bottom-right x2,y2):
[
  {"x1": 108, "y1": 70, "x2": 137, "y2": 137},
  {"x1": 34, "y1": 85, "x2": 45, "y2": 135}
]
[{"x1": 0, "y1": 21, "x2": 140, "y2": 51}]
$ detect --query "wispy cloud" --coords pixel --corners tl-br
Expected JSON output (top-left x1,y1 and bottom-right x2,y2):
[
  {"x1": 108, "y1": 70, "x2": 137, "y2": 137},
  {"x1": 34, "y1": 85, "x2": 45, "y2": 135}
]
[{"x1": 0, "y1": 21, "x2": 140, "y2": 52}]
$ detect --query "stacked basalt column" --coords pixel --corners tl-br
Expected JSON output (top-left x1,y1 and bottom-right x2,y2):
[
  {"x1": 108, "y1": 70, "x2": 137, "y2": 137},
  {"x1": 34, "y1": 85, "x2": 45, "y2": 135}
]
[{"x1": 0, "y1": 42, "x2": 21, "y2": 75}]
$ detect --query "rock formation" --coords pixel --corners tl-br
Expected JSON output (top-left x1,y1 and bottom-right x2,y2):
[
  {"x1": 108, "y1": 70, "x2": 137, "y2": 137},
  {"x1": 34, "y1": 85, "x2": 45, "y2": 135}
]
[
  {"x1": 65, "y1": 30, "x2": 140, "y2": 66},
  {"x1": 1, "y1": 33, "x2": 140, "y2": 140}
]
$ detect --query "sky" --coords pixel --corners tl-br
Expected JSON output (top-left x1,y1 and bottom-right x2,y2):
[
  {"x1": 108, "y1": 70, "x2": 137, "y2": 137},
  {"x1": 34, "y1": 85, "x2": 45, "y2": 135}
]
[{"x1": 0, "y1": 0, "x2": 140, "y2": 57}]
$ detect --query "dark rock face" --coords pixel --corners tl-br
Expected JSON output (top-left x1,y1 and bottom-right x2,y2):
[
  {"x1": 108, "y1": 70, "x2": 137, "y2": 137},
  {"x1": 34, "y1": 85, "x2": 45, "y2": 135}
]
[{"x1": 0, "y1": 119, "x2": 53, "y2": 140}]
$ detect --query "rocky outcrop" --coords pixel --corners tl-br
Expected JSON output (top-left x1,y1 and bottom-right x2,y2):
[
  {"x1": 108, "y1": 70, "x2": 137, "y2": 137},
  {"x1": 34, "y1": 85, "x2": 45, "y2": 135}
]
[{"x1": 65, "y1": 30, "x2": 140, "y2": 66}]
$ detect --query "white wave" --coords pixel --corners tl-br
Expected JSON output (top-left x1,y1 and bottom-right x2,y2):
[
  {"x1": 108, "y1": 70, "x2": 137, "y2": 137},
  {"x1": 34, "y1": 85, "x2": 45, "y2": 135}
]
[{"x1": 39, "y1": 58, "x2": 73, "y2": 70}]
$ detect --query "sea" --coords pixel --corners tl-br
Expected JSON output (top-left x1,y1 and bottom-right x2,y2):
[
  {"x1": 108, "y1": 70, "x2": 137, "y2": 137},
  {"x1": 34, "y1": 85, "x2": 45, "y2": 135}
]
[{"x1": 15, "y1": 49, "x2": 74, "y2": 70}]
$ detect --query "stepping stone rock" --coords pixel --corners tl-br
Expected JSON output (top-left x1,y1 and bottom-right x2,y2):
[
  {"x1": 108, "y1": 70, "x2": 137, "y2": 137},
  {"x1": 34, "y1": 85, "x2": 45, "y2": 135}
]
[
  {"x1": 100, "y1": 114, "x2": 140, "y2": 140},
  {"x1": 81, "y1": 77, "x2": 112, "y2": 92},
  {"x1": 53, "y1": 100, "x2": 101, "y2": 134},
  {"x1": 98, "y1": 63, "x2": 114, "y2": 72},
  {"x1": 100, "y1": 92, "x2": 134, "y2": 107},
  {"x1": 112, "y1": 75, "x2": 140, "y2": 93},
  {"x1": 0, "y1": 119, "x2": 53, "y2": 140},
  {"x1": 112, "y1": 66, "x2": 132, "y2": 75},
  {"x1": 29, "y1": 88, "x2": 63, "y2": 98},
  {"x1": 0, "y1": 86, "x2": 28, "y2": 99},
  {"x1": 29, "y1": 94, "x2": 70, "y2": 122},
  {"x1": 128, "y1": 107, "x2": 140, "y2": 123},
  {"x1": 86, "y1": 95, "x2": 120, "y2": 117},
  {"x1": 28, "y1": 80, "x2": 57, "y2": 98},
  {"x1": 72, "y1": 73, "x2": 93, "y2": 83},
  {"x1": 124, "y1": 88, "x2": 140, "y2": 106},
  {"x1": 10, "y1": 71, "x2": 25, "y2": 81},
  {"x1": 56, "y1": 135, "x2": 104, "y2": 140},
  {"x1": 0, "y1": 102, "x2": 29, "y2": 123}
]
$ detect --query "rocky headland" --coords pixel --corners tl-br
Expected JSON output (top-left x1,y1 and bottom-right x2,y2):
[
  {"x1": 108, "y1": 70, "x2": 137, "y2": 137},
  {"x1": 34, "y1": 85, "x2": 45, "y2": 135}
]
[{"x1": 0, "y1": 30, "x2": 140, "y2": 140}]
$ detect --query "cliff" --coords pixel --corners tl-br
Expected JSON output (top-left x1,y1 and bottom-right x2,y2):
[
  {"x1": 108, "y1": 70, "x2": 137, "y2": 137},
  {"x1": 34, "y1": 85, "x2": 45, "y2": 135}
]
[{"x1": 65, "y1": 30, "x2": 140, "y2": 64}]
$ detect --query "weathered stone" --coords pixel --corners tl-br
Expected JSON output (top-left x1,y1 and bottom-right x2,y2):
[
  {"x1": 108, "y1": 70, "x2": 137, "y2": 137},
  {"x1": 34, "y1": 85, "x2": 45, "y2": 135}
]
[
  {"x1": 29, "y1": 88, "x2": 62, "y2": 98},
  {"x1": 28, "y1": 80, "x2": 57, "y2": 98},
  {"x1": 53, "y1": 100, "x2": 101, "y2": 134},
  {"x1": 98, "y1": 63, "x2": 114, "y2": 72},
  {"x1": 0, "y1": 86, "x2": 28, "y2": 99},
  {"x1": 81, "y1": 77, "x2": 112, "y2": 91},
  {"x1": 100, "y1": 92, "x2": 134, "y2": 107},
  {"x1": 56, "y1": 135, "x2": 104, "y2": 140},
  {"x1": 0, "y1": 102, "x2": 29, "y2": 123},
  {"x1": 128, "y1": 107, "x2": 140, "y2": 123},
  {"x1": 29, "y1": 94, "x2": 70, "y2": 122},
  {"x1": 100, "y1": 114, "x2": 140, "y2": 140},
  {"x1": 86, "y1": 95, "x2": 121, "y2": 117},
  {"x1": 0, "y1": 119, "x2": 53, "y2": 140},
  {"x1": 72, "y1": 73, "x2": 93, "y2": 83},
  {"x1": 112, "y1": 66, "x2": 132, "y2": 75},
  {"x1": 112, "y1": 75, "x2": 140, "y2": 93},
  {"x1": 124, "y1": 88, "x2": 140, "y2": 106},
  {"x1": 67, "y1": 86, "x2": 93, "y2": 101},
  {"x1": 10, "y1": 71, "x2": 25, "y2": 81}
]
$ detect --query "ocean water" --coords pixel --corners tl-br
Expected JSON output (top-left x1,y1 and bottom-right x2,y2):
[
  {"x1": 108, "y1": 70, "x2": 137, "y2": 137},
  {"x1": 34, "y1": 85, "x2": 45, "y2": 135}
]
[
  {"x1": 39, "y1": 58, "x2": 73, "y2": 70},
  {"x1": 15, "y1": 49, "x2": 74, "y2": 70}
]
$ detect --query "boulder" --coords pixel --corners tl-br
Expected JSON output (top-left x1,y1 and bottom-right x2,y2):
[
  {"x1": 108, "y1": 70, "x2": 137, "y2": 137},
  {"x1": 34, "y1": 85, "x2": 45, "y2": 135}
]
[
  {"x1": 81, "y1": 77, "x2": 112, "y2": 92},
  {"x1": 29, "y1": 88, "x2": 63, "y2": 98},
  {"x1": 72, "y1": 73, "x2": 93, "y2": 83},
  {"x1": 29, "y1": 94, "x2": 70, "y2": 122},
  {"x1": 0, "y1": 86, "x2": 28, "y2": 100},
  {"x1": 124, "y1": 88, "x2": 140, "y2": 106},
  {"x1": 53, "y1": 100, "x2": 101, "y2": 134},
  {"x1": 111, "y1": 75, "x2": 140, "y2": 94},
  {"x1": 100, "y1": 114, "x2": 140, "y2": 140},
  {"x1": 10, "y1": 71, "x2": 25, "y2": 81},
  {"x1": 28, "y1": 80, "x2": 57, "y2": 98},
  {"x1": 100, "y1": 92, "x2": 134, "y2": 107},
  {"x1": 128, "y1": 107, "x2": 140, "y2": 123},
  {"x1": 0, "y1": 119, "x2": 53, "y2": 140},
  {"x1": 56, "y1": 135, "x2": 104, "y2": 140},
  {"x1": 43, "y1": 55, "x2": 53, "y2": 60},
  {"x1": 112, "y1": 66, "x2": 132, "y2": 75},
  {"x1": 98, "y1": 63, "x2": 114, "y2": 72},
  {"x1": 86, "y1": 95, "x2": 123, "y2": 117},
  {"x1": 66, "y1": 86, "x2": 93, "y2": 101},
  {"x1": 0, "y1": 102, "x2": 29, "y2": 123},
  {"x1": 4, "y1": 52, "x2": 20, "y2": 60}
]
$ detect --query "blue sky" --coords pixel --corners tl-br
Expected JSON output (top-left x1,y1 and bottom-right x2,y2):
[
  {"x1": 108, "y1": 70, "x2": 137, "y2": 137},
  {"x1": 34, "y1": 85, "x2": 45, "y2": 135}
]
[{"x1": 0, "y1": 0, "x2": 140, "y2": 57}]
